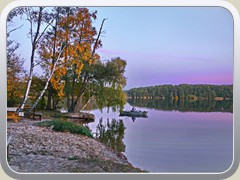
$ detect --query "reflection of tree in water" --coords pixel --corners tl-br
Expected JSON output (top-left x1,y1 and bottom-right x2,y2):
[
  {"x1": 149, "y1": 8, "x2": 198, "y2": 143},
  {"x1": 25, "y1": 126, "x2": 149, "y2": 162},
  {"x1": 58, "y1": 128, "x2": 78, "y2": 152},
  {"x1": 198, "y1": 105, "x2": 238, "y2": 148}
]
[
  {"x1": 95, "y1": 118, "x2": 126, "y2": 153},
  {"x1": 128, "y1": 99, "x2": 233, "y2": 113}
]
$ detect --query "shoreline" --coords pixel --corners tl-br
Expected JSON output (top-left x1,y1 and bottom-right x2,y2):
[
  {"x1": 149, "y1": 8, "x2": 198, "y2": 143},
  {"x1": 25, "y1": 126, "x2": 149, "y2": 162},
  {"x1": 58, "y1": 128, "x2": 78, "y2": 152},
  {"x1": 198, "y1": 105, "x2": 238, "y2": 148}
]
[{"x1": 7, "y1": 118, "x2": 143, "y2": 173}]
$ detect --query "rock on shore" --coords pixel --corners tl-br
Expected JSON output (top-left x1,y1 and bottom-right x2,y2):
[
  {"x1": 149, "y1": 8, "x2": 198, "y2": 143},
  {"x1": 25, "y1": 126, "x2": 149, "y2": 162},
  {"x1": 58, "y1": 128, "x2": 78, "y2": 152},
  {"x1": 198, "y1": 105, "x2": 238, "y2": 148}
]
[{"x1": 7, "y1": 119, "x2": 142, "y2": 173}]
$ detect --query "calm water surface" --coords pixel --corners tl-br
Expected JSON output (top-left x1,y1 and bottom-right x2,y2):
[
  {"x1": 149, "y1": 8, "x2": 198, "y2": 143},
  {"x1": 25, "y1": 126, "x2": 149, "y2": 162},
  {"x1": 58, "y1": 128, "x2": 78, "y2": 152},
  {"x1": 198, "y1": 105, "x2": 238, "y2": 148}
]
[{"x1": 86, "y1": 101, "x2": 233, "y2": 172}]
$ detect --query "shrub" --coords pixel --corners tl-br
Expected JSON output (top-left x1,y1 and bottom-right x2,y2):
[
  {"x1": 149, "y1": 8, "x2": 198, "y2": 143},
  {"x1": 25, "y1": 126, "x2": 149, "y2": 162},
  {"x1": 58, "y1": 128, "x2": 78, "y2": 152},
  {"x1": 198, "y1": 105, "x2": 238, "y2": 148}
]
[{"x1": 35, "y1": 120, "x2": 93, "y2": 138}]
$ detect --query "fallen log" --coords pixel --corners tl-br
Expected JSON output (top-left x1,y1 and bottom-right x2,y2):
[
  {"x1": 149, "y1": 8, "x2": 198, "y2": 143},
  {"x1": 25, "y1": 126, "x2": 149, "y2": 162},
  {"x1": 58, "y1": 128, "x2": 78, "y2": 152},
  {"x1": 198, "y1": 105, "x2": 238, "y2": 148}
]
[{"x1": 65, "y1": 112, "x2": 95, "y2": 121}]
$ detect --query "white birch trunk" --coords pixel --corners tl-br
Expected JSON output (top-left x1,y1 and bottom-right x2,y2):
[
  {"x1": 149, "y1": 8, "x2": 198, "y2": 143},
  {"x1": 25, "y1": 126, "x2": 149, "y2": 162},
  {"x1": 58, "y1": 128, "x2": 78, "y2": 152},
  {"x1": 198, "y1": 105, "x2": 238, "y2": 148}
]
[
  {"x1": 17, "y1": 63, "x2": 34, "y2": 113},
  {"x1": 17, "y1": 8, "x2": 44, "y2": 113},
  {"x1": 27, "y1": 69, "x2": 55, "y2": 114},
  {"x1": 27, "y1": 43, "x2": 66, "y2": 114},
  {"x1": 81, "y1": 95, "x2": 94, "y2": 111}
]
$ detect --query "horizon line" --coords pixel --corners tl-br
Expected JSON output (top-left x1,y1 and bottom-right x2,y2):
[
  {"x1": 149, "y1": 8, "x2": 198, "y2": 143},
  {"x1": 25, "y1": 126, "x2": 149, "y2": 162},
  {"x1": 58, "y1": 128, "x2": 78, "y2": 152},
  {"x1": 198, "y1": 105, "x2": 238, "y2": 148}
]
[{"x1": 125, "y1": 83, "x2": 233, "y2": 90}]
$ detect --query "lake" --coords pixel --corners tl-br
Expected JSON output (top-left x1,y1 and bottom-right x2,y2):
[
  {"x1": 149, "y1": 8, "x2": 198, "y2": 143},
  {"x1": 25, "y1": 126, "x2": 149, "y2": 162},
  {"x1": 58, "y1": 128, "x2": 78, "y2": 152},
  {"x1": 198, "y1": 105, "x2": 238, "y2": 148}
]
[{"x1": 86, "y1": 100, "x2": 233, "y2": 173}]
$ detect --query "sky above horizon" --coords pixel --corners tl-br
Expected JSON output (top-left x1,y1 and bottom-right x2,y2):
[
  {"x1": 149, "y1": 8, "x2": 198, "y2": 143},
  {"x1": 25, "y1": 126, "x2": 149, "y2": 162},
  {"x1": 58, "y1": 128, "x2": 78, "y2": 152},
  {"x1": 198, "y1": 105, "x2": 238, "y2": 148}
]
[{"x1": 9, "y1": 7, "x2": 233, "y2": 90}]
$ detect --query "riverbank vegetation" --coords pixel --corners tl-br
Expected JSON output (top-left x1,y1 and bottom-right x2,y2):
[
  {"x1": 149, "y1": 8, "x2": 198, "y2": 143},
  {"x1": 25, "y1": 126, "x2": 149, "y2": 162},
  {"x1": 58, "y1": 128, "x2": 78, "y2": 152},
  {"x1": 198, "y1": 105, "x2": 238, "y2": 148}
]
[{"x1": 35, "y1": 120, "x2": 93, "y2": 138}]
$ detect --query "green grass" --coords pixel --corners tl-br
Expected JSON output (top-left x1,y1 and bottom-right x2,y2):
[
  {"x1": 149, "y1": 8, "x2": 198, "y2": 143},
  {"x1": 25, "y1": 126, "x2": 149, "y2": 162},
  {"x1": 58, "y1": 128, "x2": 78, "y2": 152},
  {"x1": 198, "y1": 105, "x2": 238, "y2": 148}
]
[{"x1": 34, "y1": 119, "x2": 93, "y2": 138}]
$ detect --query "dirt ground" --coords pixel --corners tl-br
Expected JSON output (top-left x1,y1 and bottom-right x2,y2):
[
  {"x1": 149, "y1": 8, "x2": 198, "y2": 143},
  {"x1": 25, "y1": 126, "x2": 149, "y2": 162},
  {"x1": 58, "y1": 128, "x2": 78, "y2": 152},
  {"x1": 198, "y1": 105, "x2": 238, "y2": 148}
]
[{"x1": 7, "y1": 119, "x2": 143, "y2": 173}]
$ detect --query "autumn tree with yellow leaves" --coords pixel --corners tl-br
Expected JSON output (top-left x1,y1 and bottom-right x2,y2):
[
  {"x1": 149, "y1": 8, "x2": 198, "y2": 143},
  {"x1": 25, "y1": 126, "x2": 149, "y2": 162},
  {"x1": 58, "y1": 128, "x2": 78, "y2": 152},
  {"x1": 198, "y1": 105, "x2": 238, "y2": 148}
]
[
  {"x1": 38, "y1": 7, "x2": 105, "y2": 112},
  {"x1": 8, "y1": 7, "x2": 127, "y2": 114}
]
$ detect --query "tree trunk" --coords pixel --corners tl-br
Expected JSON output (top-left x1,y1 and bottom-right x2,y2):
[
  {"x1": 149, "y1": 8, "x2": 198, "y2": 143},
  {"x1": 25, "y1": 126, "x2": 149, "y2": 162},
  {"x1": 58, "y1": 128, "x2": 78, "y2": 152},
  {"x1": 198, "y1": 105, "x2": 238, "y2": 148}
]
[
  {"x1": 66, "y1": 76, "x2": 70, "y2": 111},
  {"x1": 46, "y1": 11, "x2": 59, "y2": 110},
  {"x1": 17, "y1": 7, "x2": 43, "y2": 113},
  {"x1": 17, "y1": 61, "x2": 34, "y2": 112},
  {"x1": 53, "y1": 98, "x2": 59, "y2": 110},
  {"x1": 72, "y1": 83, "x2": 87, "y2": 112},
  {"x1": 27, "y1": 71, "x2": 53, "y2": 115},
  {"x1": 73, "y1": 95, "x2": 83, "y2": 113},
  {"x1": 81, "y1": 95, "x2": 93, "y2": 110},
  {"x1": 70, "y1": 19, "x2": 106, "y2": 113},
  {"x1": 70, "y1": 71, "x2": 76, "y2": 111},
  {"x1": 46, "y1": 83, "x2": 53, "y2": 110},
  {"x1": 26, "y1": 42, "x2": 67, "y2": 115}
]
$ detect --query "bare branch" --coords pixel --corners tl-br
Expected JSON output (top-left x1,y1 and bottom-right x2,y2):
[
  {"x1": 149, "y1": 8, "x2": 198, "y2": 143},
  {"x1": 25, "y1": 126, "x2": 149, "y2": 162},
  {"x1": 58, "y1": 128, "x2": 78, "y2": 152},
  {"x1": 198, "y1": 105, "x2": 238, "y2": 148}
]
[
  {"x1": 35, "y1": 18, "x2": 55, "y2": 45},
  {"x1": 7, "y1": 24, "x2": 23, "y2": 36},
  {"x1": 92, "y1": 18, "x2": 107, "y2": 57},
  {"x1": 51, "y1": 41, "x2": 68, "y2": 73},
  {"x1": 27, "y1": 18, "x2": 34, "y2": 45},
  {"x1": 33, "y1": 61, "x2": 44, "y2": 67}
]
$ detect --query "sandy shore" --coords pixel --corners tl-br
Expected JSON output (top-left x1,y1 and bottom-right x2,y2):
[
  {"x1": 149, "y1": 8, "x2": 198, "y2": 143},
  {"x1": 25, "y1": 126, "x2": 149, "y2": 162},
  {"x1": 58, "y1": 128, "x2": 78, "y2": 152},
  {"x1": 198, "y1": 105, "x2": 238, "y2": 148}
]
[{"x1": 7, "y1": 119, "x2": 142, "y2": 173}]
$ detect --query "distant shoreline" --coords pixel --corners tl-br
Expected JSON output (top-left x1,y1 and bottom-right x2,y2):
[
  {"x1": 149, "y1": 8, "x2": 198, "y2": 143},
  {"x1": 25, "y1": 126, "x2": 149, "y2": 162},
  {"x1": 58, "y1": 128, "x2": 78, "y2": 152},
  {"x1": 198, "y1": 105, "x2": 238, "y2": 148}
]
[
  {"x1": 125, "y1": 84, "x2": 233, "y2": 102},
  {"x1": 124, "y1": 84, "x2": 233, "y2": 91}
]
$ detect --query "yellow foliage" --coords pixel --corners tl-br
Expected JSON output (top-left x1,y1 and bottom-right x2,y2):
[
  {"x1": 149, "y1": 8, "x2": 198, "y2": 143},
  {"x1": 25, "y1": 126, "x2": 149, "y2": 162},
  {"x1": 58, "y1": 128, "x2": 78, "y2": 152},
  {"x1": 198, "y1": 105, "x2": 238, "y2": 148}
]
[{"x1": 39, "y1": 7, "x2": 102, "y2": 99}]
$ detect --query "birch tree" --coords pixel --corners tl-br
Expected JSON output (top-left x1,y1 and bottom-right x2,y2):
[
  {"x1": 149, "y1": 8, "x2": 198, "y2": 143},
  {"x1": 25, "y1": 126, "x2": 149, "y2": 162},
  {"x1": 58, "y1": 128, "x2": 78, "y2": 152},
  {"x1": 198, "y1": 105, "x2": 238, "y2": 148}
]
[
  {"x1": 26, "y1": 41, "x2": 67, "y2": 114},
  {"x1": 17, "y1": 7, "x2": 53, "y2": 113},
  {"x1": 27, "y1": 7, "x2": 127, "y2": 113}
]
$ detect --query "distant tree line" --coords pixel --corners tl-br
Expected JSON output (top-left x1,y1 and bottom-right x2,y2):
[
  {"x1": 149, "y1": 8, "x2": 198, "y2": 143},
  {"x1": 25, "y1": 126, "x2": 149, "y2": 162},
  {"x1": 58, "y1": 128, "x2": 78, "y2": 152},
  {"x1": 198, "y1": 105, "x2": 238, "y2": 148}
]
[
  {"x1": 128, "y1": 99, "x2": 233, "y2": 113},
  {"x1": 126, "y1": 84, "x2": 233, "y2": 100}
]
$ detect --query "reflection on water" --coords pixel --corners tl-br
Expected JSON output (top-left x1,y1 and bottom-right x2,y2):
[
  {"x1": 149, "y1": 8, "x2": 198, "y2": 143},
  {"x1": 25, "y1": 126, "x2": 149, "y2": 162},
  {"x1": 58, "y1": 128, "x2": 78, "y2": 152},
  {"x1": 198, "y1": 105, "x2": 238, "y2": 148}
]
[
  {"x1": 87, "y1": 99, "x2": 233, "y2": 172},
  {"x1": 119, "y1": 114, "x2": 148, "y2": 122},
  {"x1": 131, "y1": 116, "x2": 138, "y2": 122},
  {"x1": 95, "y1": 118, "x2": 126, "y2": 153},
  {"x1": 128, "y1": 99, "x2": 233, "y2": 112}
]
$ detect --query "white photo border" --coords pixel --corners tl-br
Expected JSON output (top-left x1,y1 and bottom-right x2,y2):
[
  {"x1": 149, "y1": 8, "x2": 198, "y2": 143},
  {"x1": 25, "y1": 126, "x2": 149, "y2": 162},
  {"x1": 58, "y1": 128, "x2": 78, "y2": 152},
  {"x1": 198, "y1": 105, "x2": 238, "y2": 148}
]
[{"x1": 0, "y1": 0, "x2": 239, "y2": 179}]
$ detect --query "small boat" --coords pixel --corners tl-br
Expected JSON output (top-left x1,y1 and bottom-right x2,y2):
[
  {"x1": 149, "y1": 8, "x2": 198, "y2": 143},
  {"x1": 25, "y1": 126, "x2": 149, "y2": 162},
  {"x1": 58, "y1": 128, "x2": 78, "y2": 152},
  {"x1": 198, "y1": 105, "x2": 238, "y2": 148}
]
[{"x1": 119, "y1": 110, "x2": 148, "y2": 118}]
